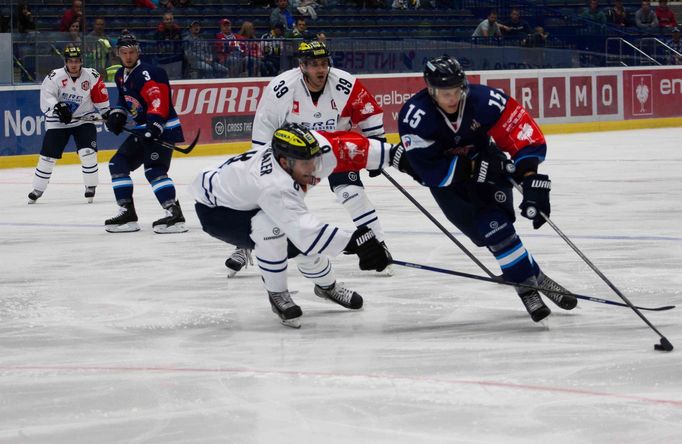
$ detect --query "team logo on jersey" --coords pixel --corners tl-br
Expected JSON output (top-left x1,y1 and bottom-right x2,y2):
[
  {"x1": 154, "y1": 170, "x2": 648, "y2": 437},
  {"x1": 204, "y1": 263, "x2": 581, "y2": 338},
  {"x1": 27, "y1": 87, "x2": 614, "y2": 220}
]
[
  {"x1": 401, "y1": 135, "x2": 412, "y2": 149},
  {"x1": 314, "y1": 112, "x2": 322, "y2": 118},
  {"x1": 81, "y1": 81, "x2": 90, "y2": 91},
  {"x1": 516, "y1": 123, "x2": 534, "y2": 142},
  {"x1": 361, "y1": 102, "x2": 375, "y2": 115},
  {"x1": 125, "y1": 95, "x2": 143, "y2": 117},
  {"x1": 293, "y1": 101, "x2": 300, "y2": 114},
  {"x1": 61, "y1": 79, "x2": 68, "y2": 87},
  {"x1": 151, "y1": 98, "x2": 162, "y2": 112},
  {"x1": 343, "y1": 142, "x2": 361, "y2": 160}
]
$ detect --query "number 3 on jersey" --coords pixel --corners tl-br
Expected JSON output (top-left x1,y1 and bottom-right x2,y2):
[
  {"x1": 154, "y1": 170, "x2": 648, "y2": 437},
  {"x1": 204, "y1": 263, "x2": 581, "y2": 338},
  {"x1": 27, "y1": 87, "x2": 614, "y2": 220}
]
[{"x1": 402, "y1": 104, "x2": 425, "y2": 128}]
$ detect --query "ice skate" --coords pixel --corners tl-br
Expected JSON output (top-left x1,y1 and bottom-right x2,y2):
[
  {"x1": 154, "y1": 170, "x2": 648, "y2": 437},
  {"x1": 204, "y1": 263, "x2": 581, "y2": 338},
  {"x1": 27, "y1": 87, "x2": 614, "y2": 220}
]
[
  {"x1": 518, "y1": 289, "x2": 551, "y2": 322},
  {"x1": 314, "y1": 282, "x2": 363, "y2": 310},
  {"x1": 105, "y1": 202, "x2": 140, "y2": 233},
  {"x1": 27, "y1": 189, "x2": 43, "y2": 204},
  {"x1": 268, "y1": 290, "x2": 302, "y2": 328},
  {"x1": 377, "y1": 241, "x2": 394, "y2": 276},
  {"x1": 152, "y1": 201, "x2": 188, "y2": 234},
  {"x1": 84, "y1": 186, "x2": 96, "y2": 203},
  {"x1": 537, "y1": 272, "x2": 577, "y2": 310},
  {"x1": 225, "y1": 248, "x2": 253, "y2": 278}
]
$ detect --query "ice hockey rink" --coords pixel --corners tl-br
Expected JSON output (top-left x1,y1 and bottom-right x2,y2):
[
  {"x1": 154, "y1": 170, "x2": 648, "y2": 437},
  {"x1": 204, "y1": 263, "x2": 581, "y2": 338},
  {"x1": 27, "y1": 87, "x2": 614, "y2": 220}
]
[{"x1": 1, "y1": 127, "x2": 681, "y2": 443}]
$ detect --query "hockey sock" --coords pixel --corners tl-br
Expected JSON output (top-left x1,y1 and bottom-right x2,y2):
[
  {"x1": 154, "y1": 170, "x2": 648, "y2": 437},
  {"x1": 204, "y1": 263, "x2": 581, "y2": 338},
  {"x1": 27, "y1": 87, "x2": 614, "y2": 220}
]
[
  {"x1": 32, "y1": 156, "x2": 56, "y2": 192},
  {"x1": 489, "y1": 234, "x2": 536, "y2": 284},
  {"x1": 296, "y1": 254, "x2": 336, "y2": 288},
  {"x1": 149, "y1": 176, "x2": 177, "y2": 208},
  {"x1": 255, "y1": 253, "x2": 289, "y2": 293},
  {"x1": 334, "y1": 184, "x2": 386, "y2": 242},
  {"x1": 78, "y1": 148, "x2": 99, "y2": 187},
  {"x1": 111, "y1": 174, "x2": 134, "y2": 204}
]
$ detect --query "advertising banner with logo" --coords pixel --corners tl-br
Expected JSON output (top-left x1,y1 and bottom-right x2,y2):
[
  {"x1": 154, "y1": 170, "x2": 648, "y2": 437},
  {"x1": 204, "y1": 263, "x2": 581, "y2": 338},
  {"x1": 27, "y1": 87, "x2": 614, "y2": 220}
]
[{"x1": 2, "y1": 66, "x2": 681, "y2": 158}]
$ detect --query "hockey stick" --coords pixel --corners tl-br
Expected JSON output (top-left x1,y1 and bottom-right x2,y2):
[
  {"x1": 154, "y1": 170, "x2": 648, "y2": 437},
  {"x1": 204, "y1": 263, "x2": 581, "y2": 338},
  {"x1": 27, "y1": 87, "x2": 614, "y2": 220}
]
[
  {"x1": 510, "y1": 178, "x2": 674, "y2": 351},
  {"x1": 73, "y1": 116, "x2": 200, "y2": 154},
  {"x1": 381, "y1": 169, "x2": 499, "y2": 279},
  {"x1": 392, "y1": 260, "x2": 675, "y2": 312}
]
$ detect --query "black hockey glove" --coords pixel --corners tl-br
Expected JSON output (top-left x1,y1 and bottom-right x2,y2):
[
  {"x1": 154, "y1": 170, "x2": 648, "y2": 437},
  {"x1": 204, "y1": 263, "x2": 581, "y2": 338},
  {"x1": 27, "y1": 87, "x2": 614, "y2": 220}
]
[
  {"x1": 471, "y1": 150, "x2": 516, "y2": 187},
  {"x1": 387, "y1": 143, "x2": 423, "y2": 183},
  {"x1": 54, "y1": 101, "x2": 72, "y2": 124},
  {"x1": 344, "y1": 226, "x2": 390, "y2": 272},
  {"x1": 105, "y1": 108, "x2": 127, "y2": 135},
  {"x1": 144, "y1": 121, "x2": 164, "y2": 140},
  {"x1": 519, "y1": 174, "x2": 551, "y2": 229}
]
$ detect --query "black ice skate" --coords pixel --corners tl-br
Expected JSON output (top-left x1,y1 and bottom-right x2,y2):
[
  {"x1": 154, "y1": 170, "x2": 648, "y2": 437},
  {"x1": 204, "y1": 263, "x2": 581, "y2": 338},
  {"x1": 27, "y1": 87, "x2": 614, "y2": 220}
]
[
  {"x1": 518, "y1": 289, "x2": 551, "y2": 322},
  {"x1": 105, "y1": 202, "x2": 140, "y2": 233},
  {"x1": 268, "y1": 290, "x2": 303, "y2": 328},
  {"x1": 314, "y1": 282, "x2": 363, "y2": 310},
  {"x1": 537, "y1": 272, "x2": 578, "y2": 310},
  {"x1": 378, "y1": 241, "x2": 394, "y2": 276},
  {"x1": 152, "y1": 201, "x2": 188, "y2": 234},
  {"x1": 84, "y1": 186, "x2": 96, "y2": 204},
  {"x1": 225, "y1": 248, "x2": 253, "y2": 278},
  {"x1": 27, "y1": 189, "x2": 43, "y2": 204}
]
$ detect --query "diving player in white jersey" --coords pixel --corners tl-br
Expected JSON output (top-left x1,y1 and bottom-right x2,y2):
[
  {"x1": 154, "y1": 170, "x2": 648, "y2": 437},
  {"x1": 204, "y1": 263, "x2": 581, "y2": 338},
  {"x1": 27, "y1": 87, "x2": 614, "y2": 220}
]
[
  {"x1": 224, "y1": 40, "x2": 392, "y2": 278},
  {"x1": 28, "y1": 44, "x2": 110, "y2": 204},
  {"x1": 191, "y1": 123, "x2": 394, "y2": 327}
]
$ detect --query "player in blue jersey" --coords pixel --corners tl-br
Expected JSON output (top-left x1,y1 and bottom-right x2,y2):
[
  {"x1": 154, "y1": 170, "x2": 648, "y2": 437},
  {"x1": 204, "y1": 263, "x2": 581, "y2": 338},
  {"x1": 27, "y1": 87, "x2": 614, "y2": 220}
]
[
  {"x1": 394, "y1": 55, "x2": 576, "y2": 322},
  {"x1": 103, "y1": 33, "x2": 188, "y2": 234}
]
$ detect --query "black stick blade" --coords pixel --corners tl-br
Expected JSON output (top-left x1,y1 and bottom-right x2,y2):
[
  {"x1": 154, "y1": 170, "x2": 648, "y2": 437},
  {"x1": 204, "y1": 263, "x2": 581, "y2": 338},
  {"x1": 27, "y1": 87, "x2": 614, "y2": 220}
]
[{"x1": 654, "y1": 337, "x2": 674, "y2": 352}]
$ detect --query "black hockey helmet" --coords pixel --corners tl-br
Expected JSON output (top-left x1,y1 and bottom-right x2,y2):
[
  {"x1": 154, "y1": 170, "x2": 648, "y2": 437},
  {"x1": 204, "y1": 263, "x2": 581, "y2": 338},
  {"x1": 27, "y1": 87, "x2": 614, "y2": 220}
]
[
  {"x1": 116, "y1": 32, "x2": 140, "y2": 50},
  {"x1": 272, "y1": 123, "x2": 321, "y2": 160},
  {"x1": 63, "y1": 44, "x2": 82, "y2": 61},
  {"x1": 297, "y1": 40, "x2": 331, "y2": 62},
  {"x1": 424, "y1": 55, "x2": 468, "y2": 90}
]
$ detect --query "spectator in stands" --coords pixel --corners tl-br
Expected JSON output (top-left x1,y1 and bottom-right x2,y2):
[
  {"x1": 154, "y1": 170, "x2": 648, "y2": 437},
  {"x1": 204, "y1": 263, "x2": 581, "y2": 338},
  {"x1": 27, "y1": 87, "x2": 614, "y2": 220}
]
[
  {"x1": 134, "y1": 0, "x2": 158, "y2": 9},
  {"x1": 59, "y1": 0, "x2": 83, "y2": 32},
  {"x1": 286, "y1": 17, "x2": 312, "y2": 39},
  {"x1": 261, "y1": 23, "x2": 284, "y2": 76},
  {"x1": 176, "y1": 0, "x2": 192, "y2": 8},
  {"x1": 472, "y1": 11, "x2": 502, "y2": 38},
  {"x1": 236, "y1": 21, "x2": 264, "y2": 77},
  {"x1": 271, "y1": 0, "x2": 295, "y2": 32},
  {"x1": 667, "y1": 27, "x2": 681, "y2": 64},
  {"x1": 391, "y1": 0, "x2": 407, "y2": 9},
  {"x1": 606, "y1": 0, "x2": 629, "y2": 27},
  {"x1": 216, "y1": 18, "x2": 244, "y2": 77},
  {"x1": 184, "y1": 20, "x2": 228, "y2": 78},
  {"x1": 293, "y1": 0, "x2": 320, "y2": 20},
  {"x1": 500, "y1": 8, "x2": 531, "y2": 41},
  {"x1": 155, "y1": 12, "x2": 182, "y2": 56},
  {"x1": 158, "y1": 0, "x2": 174, "y2": 10},
  {"x1": 16, "y1": 2, "x2": 36, "y2": 33},
  {"x1": 67, "y1": 20, "x2": 82, "y2": 44},
  {"x1": 655, "y1": 0, "x2": 677, "y2": 29},
  {"x1": 86, "y1": 18, "x2": 113, "y2": 76},
  {"x1": 580, "y1": 0, "x2": 607, "y2": 24},
  {"x1": 523, "y1": 26, "x2": 548, "y2": 47},
  {"x1": 636, "y1": 1, "x2": 659, "y2": 30}
]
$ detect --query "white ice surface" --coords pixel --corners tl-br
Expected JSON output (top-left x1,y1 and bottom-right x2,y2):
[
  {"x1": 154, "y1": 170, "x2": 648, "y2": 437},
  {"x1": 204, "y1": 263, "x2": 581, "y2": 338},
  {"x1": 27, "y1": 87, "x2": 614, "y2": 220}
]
[{"x1": 1, "y1": 128, "x2": 681, "y2": 443}]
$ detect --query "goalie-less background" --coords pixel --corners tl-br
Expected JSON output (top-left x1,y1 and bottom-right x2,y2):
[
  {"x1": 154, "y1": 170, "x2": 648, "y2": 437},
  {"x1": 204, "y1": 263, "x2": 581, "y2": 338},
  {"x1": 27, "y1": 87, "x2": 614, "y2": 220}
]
[{"x1": 0, "y1": 128, "x2": 681, "y2": 442}]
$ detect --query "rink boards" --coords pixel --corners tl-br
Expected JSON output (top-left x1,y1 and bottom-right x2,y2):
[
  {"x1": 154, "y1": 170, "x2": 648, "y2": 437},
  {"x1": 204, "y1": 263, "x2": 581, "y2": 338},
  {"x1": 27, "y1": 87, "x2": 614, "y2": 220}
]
[{"x1": 1, "y1": 65, "x2": 681, "y2": 168}]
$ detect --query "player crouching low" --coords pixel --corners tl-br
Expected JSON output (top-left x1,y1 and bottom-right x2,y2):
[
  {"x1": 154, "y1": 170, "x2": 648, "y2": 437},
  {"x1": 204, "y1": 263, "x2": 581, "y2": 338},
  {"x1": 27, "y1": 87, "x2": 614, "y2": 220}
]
[
  {"x1": 191, "y1": 124, "x2": 393, "y2": 327},
  {"x1": 29, "y1": 44, "x2": 110, "y2": 204},
  {"x1": 103, "y1": 33, "x2": 187, "y2": 234}
]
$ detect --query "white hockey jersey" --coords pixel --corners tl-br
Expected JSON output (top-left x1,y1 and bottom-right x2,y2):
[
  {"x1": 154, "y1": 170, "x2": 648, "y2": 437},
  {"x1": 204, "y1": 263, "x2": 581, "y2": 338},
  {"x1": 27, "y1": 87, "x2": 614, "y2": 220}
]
[
  {"x1": 191, "y1": 130, "x2": 391, "y2": 257},
  {"x1": 250, "y1": 67, "x2": 385, "y2": 148},
  {"x1": 40, "y1": 66, "x2": 110, "y2": 130}
]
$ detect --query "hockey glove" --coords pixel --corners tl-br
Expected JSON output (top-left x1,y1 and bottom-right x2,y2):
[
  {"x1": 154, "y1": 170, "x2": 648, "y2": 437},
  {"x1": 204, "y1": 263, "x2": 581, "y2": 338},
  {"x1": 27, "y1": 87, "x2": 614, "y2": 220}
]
[
  {"x1": 144, "y1": 121, "x2": 164, "y2": 140},
  {"x1": 519, "y1": 174, "x2": 551, "y2": 229},
  {"x1": 105, "y1": 108, "x2": 127, "y2": 135},
  {"x1": 54, "y1": 102, "x2": 72, "y2": 124},
  {"x1": 472, "y1": 150, "x2": 516, "y2": 187},
  {"x1": 344, "y1": 226, "x2": 390, "y2": 272},
  {"x1": 388, "y1": 143, "x2": 423, "y2": 183}
]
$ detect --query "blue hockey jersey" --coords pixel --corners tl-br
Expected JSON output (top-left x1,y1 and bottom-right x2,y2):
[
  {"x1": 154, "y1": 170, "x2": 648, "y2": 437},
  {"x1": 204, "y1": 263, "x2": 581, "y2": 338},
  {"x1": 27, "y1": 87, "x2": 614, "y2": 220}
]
[
  {"x1": 397, "y1": 84, "x2": 547, "y2": 188},
  {"x1": 113, "y1": 60, "x2": 184, "y2": 143}
]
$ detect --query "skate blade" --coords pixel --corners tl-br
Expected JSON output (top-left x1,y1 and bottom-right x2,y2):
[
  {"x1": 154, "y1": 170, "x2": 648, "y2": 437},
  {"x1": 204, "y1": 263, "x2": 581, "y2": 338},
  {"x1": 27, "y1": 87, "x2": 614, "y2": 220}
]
[
  {"x1": 105, "y1": 222, "x2": 141, "y2": 233},
  {"x1": 378, "y1": 265, "x2": 394, "y2": 277},
  {"x1": 86, "y1": 197, "x2": 94, "y2": 204},
  {"x1": 153, "y1": 223, "x2": 189, "y2": 234},
  {"x1": 28, "y1": 199, "x2": 37, "y2": 205},
  {"x1": 280, "y1": 317, "x2": 301, "y2": 329}
]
